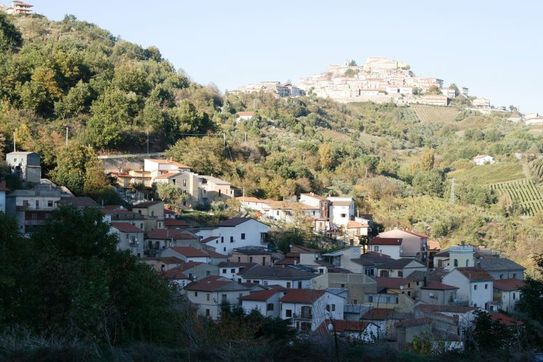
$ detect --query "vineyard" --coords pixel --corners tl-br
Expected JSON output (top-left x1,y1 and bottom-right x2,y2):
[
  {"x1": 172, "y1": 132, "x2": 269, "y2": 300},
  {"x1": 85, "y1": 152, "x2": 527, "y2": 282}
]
[
  {"x1": 490, "y1": 179, "x2": 543, "y2": 216},
  {"x1": 412, "y1": 105, "x2": 460, "y2": 123}
]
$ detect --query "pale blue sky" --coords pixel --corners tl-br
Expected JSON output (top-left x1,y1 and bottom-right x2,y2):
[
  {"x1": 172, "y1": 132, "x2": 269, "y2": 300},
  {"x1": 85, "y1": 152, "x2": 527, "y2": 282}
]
[{"x1": 27, "y1": 0, "x2": 543, "y2": 113}]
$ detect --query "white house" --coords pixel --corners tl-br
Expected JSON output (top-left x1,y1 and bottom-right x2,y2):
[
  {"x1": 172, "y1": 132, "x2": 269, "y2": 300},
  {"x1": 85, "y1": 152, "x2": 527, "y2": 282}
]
[
  {"x1": 280, "y1": 289, "x2": 345, "y2": 332},
  {"x1": 197, "y1": 217, "x2": 270, "y2": 255},
  {"x1": 318, "y1": 319, "x2": 379, "y2": 343},
  {"x1": 218, "y1": 261, "x2": 255, "y2": 282},
  {"x1": 472, "y1": 155, "x2": 495, "y2": 166},
  {"x1": 241, "y1": 287, "x2": 285, "y2": 318},
  {"x1": 235, "y1": 111, "x2": 255, "y2": 123},
  {"x1": 372, "y1": 229, "x2": 428, "y2": 262},
  {"x1": 327, "y1": 197, "x2": 355, "y2": 227},
  {"x1": 110, "y1": 222, "x2": 144, "y2": 257},
  {"x1": 369, "y1": 237, "x2": 402, "y2": 259},
  {"x1": 493, "y1": 279, "x2": 524, "y2": 313},
  {"x1": 442, "y1": 267, "x2": 494, "y2": 310}
]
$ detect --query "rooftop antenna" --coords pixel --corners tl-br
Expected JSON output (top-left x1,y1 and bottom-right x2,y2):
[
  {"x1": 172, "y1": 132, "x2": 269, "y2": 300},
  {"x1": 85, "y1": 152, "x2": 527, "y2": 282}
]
[{"x1": 13, "y1": 132, "x2": 16, "y2": 152}]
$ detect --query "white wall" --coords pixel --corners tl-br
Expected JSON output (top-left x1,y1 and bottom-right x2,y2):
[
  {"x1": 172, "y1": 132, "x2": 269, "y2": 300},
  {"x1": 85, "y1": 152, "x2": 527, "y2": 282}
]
[
  {"x1": 242, "y1": 277, "x2": 312, "y2": 289},
  {"x1": 242, "y1": 293, "x2": 282, "y2": 318},
  {"x1": 371, "y1": 245, "x2": 401, "y2": 259},
  {"x1": 443, "y1": 270, "x2": 493, "y2": 309},
  {"x1": 0, "y1": 191, "x2": 5, "y2": 213},
  {"x1": 198, "y1": 219, "x2": 270, "y2": 255},
  {"x1": 280, "y1": 292, "x2": 345, "y2": 331}
]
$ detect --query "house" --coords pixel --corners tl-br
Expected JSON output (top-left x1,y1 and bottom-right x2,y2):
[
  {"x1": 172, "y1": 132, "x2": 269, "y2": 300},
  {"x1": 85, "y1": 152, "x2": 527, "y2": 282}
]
[
  {"x1": 241, "y1": 287, "x2": 285, "y2": 318},
  {"x1": 373, "y1": 229, "x2": 428, "y2": 262},
  {"x1": 163, "y1": 261, "x2": 219, "y2": 288},
  {"x1": 235, "y1": 111, "x2": 255, "y2": 123},
  {"x1": 318, "y1": 319, "x2": 379, "y2": 343},
  {"x1": 445, "y1": 245, "x2": 476, "y2": 270},
  {"x1": 160, "y1": 246, "x2": 227, "y2": 265},
  {"x1": 327, "y1": 197, "x2": 355, "y2": 227},
  {"x1": 345, "y1": 219, "x2": 370, "y2": 246},
  {"x1": 240, "y1": 265, "x2": 319, "y2": 289},
  {"x1": 145, "y1": 228, "x2": 201, "y2": 255},
  {"x1": 218, "y1": 262, "x2": 256, "y2": 282},
  {"x1": 110, "y1": 222, "x2": 144, "y2": 257},
  {"x1": 327, "y1": 272, "x2": 377, "y2": 305},
  {"x1": 420, "y1": 282, "x2": 458, "y2": 305},
  {"x1": 0, "y1": 181, "x2": 8, "y2": 213},
  {"x1": 349, "y1": 251, "x2": 392, "y2": 276},
  {"x1": 369, "y1": 237, "x2": 402, "y2": 259},
  {"x1": 6, "y1": 151, "x2": 41, "y2": 183},
  {"x1": 6, "y1": 179, "x2": 72, "y2": 233},
  {"x1": 493, "y1": 279, "x2": 524, "y2": 312},
  {"x1": 280, "y1": 289, "x2": 345, "y2": 332},
  {"x1": 132, "y1": 201, "x2": 165, "y2": 231},
  {"x1": 361, "y1": 308, "x2": 400, "y2": 338},
  {"x1": 414, "y1": 304, "x2": 476, "y2": 344},
  {"x1": 395, "y1": 318, "x2": 432, "y2": 348},
  {"x1": 442, "y1": 267, "x2": 494, "y2": 309},
  {"x1": 144, "y1": 158, "x2": 191, "y2": 183},
  {"x1": 164, "y1": 218, "x2": 189, "y2": 229},
  {"x1": 143, "y1": 256, "x2": 184, "y2": 272},
  {"x1": 375, "y1": 258, "x2": 427, "y2": 278},
  {"x1": 199, "y1": 175, "x2": 236, "y2": 204},
  {"x1": 5, "y1": 1, "x2": 33, "y2": 15},
  {"x1": 59, "y1": 196, "x2": 98, "y2": 210},
  {"x1": 197, "y1": 218, "x2": 270, "y2": 255},
  {"x1": 472, "y1": 155, "x2": 495, "y2": 166},
  {"x1": 228, "y1": 246, "x2": 273, "y2": 266},
  {"x1": 102, "y1": 208, "x2": 145, "y2": 231},
  {"x1": 184, "y1": 276, "x2": 254, "y2": 320},
  {"x1": 322, "y1": 246, "x2": 363, "y2": 272},
  {"x1": 477, "y1": 257, "x2": 525, "y2": 280}
]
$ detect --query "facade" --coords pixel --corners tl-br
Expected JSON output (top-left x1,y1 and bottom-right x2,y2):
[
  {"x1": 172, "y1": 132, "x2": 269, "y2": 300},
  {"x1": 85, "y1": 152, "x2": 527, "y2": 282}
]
[
  {"x1": 218, "y1": 262, "x2": 255, "y2": 282},
  {"x1": 145, "y1": 229, "x2": 200, "y2": 255},
  {"x1": 240, "y1": 265, "x2": 318, "y2": 289},
  {"x1": 493, "y1": 279, "x2": 524, "y2": 312},
  {"x1": 6, "y1": 151, "x2": 41, "y2": 184},
  {"x1": 132, "y1": 200, "x2": 165, "y2": 231},
  {"x1": 110, "y1": 222, "x2": 144, "y2": 257},
  {"x1": 102, "y1": 208, "x2": 145, "y2": 231},
  {"x1": 160, "y1": 246, "x2": 227, "y2": 265},
  {"x1": 184, "y1": 276, "x2": 254, "y2": 320},
  {"x1": 197, "y1": 218, "x2": 270, "y2": 255},
  {"x1": 442, "y1": 268, "x2": 494, "y2": 309},
  {"x1": 373, "y1": 229, "x2": 428, "y2": 262},
  {"x1": 478, "y1": 257, "x2": 525, "y2": 280},
  {"x1": 280, "y1": 289, "x2": 345, "y2": 332},
  {"x1": 240, "y1": 288, "x2": 284, "y2": 318},
  {"x1": 0, "y1": 181, "x2": 7, "y2": 213},
  {"x1": 473, "y1": 155, "x2": 495, "y2": 166},
  {"x1": 419, "y1": 282, "x2": 458, "y2": 305},
  {"x1": 228, "y1": 246, "x2": 273, "y2": 266},
  {"x1": 328, "y1": 197, "x2": 355, "y2": 227}
]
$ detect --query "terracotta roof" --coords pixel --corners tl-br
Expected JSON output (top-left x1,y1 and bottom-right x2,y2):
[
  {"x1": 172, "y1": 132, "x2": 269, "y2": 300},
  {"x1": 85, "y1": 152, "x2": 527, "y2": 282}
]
[
  {"x1": 146, "y1": 159, "x2": 190, "y2": 168},
  {"x1": 427, "y1": 240, "x2": 440, "y2": 251},
  {"x1": 178, "y1": 261, "x2": 204, "y2": 271},
  {"x1": 241, "y1": 265, "x2": 315, "y2": 280},
  {"x1": 376, "y1": 277, "x2": 408, "y2": 290},
  {"x1": 146, "y1": 256, "x2": 184, "y2": 265},
  {"x1": 493, "y1": 279, "x2": 525, "y2": 291},
  {"x1": 456, "y1": 267, "x2": 493, "y2": 282},
  {"x1": 237, "y1": 196, "x2": 266, "y2": 203},
  {"x1": 164, "y1": 219, "x2": 188, "y2": 227},
  {"x1": 421, "y1": 281, "x2": 458, "y2": 290},
  {"x1": 319, "y1": 319, "x2": 373, "y2": 334},
  {"x1": 133, "y1": 201, "x2": 162, "y2": 208},
  {"x1": 300, "y1": 192, "x2": 326, "y2": 201},
  {"x1": 347, "y1": 220, "x2": 368, "y2": 228},
  {"x1": 163, "y1": 268, "x2": 189, "y2": 280},
  {"x1": 404, "y1": 230, "x2": 428, "y2": 238},
  {"x1": 59, "y1": 196, "x2": 98, "y2": 208},
  {"x1": 170, "y1": 247, "x2": 211, "y2": 258},
  {"x1": 232, "y1": 247, "x2": 271, "y2": 255},
  {"x1": 217, "y1": 262, "x2": 256, "y2": 268},
  {"x1": 102, "y1": 209, "x2": 143, "y2": 218},
  {"x1": 275, "y1": 257, "x2": 298, "y2": 266},
  {"x1": 155, "y1": 172, "x2": 181, "y2": 180},
  {"x1": 280, "y1": 289, "x2": 325, "y2": 304},
  {"x1": 186, "y1": 275, "x2": 251, "y2": 292},
  {"x1": 362, "y1": 308, "x2": 395, "y2": 320},
  {"x1": 240, "y1": 288, "x2": 284, "y2": 302},
  {"x1": 489, "y1": 312, "x2": 523, "y2": 326},
  {"x1": 370, "y1": 237, "x2": 402, "y2": 246},
  {"x1": 146, "y1": 229, "x2": 197, "y2": 240},
  {"x1": 329, "y1": 200, "x2": 352, "y2": 206},
  {"x1": 111, "y1": 222, "x2": 143, "y2": 233},
  {"x1": 396, "y1": 318, "x2": 431, "y2": 328}
]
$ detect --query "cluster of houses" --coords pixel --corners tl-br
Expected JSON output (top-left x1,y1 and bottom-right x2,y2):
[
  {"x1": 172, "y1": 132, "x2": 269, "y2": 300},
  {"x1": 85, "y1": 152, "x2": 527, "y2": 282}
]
[
  {"x1": 108, "y1": 158, "x2": 237, "y2": 208},
  {"x1": 232, "y1": 81, "x2": 306, "y2": 98},
  {"x1": 238, "y1": 193, "x2": 372, "y2": 245},
  {"x1": 1, "y1": 151, "x2": 527, "y2": 351}
]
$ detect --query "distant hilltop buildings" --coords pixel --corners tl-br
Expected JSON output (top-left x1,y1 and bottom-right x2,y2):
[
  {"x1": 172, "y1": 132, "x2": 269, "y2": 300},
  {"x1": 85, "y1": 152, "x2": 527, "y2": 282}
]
[
  {"x1": 232, "y1": 81, "x2": 305, "y2": 98},
  {"x1": 0, "y1": 1, "x2": 33, "y2": 15}
]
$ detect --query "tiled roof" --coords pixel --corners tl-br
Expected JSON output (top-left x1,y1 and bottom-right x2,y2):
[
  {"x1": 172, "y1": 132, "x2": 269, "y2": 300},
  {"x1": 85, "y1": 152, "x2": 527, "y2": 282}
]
[
  {"x1": 145, "y1": 256, "x2": 184, "y2": 265},
  {"x1": 396, "y1": 318, "x2": 431, "y2": 328},
  {"x1": 428, "y1": 240, "x2": 441, "y2": 251},
  {"x1": 133, "y1": 201, "x2": 162, "y2": 208},
  {"x1": 280, "y1": 289, "x2": 325, "y2": 304},
  {"x1": 493, "y1": 279, "x2": 525, "y2": 291},
  {"x1": 170, "y1": 247, "x2": 211, "y2": 258},
  {"x1": 146, "y1": 229, "x2": 197, "y2": 240},
  {"x1": 241, "y1": 265, "x2": 315, "y2": 280},
  {"x1": 155, "y1": 172, "x2": 181, "y2": 180},
  {"x1": 489, "y1": 312, "x2": 523, "y2": 326},
  {"x1": 59, "y1": 196, "x2": 98, "y2": 208},
  {"x1": 347, "y1": 220, "x2": 368, "y2": 228},
  {"x1": 376, "y1": 277, "x2": 408, "y2": 290},
  {"x1": 415, "y1": 304, "x2": 475, "y2": 314},
  {"x1": 456, "y1": 267, "x2": 493, "y2": 282},
  {"x1": 378, "y1": 258, "x2": 422, "y2": 269},
  {"x1": 232, "y1": 247, "x2": 271, "y2": 255},
  {"x1": 186, "y1": 275, "x2": 251, "y2": 292},
  {"x1": 240, "y1": 287, "x2": 284, "y2": 302},
  {"x1": 318, "y1": 319, "x2": 373, "y2": 334},
  {"x1": 111, "y1": 222, "x2": 143, "y2": 233},
  {"x1": 362, "y1": 308, "x2": 395, "y2": 320},
  {"x1": 217, "y1": 262, "x2": 256, "y2": 268},
  {"x1": 478, "y1": 257, "x2": 525, "y2": 272},
  {"x1": 421, "y1": 281, "x2": 458, "y2": 290},
  {"x1": 163, "y1": 268, "x2": 189, "y2": 280},
  {"x1": 370, "y1": 237, "x2": 402, "y2": 246},
  {"x1": 164, "y1": 219, "x2": 188, "y2": 227}
]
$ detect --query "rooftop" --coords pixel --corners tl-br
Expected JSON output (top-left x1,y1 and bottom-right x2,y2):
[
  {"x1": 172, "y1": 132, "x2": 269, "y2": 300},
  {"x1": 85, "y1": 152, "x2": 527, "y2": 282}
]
[
  {"x1": 111, "y1": 222, "x2": 143, "y2": 233},
  {"x1": 421, "y1": 281, "x2": 458, "y2": 290},
  {"x1": 280, "y1": 289, "x2": 325, "y2": 304},
  {"x1": 361, "y1": 308, "x2": 395, "y2": 320},
  {"x1": 146, "y1": 229, "x2": 197, "y2": 240},
  {"x1": 217, "y1": 217, "x2": 255, "y2": 227},
  {"x1": 133, "y1": 201, "x2": 162, "y2": 208},
  {"x1": 455, "y1": 267, "x2": 493, "y2": 282},
  {"x1": 478, "y1": 257, "x2": 525, "y2": 272},
  {"x1": 240, "y1": 287, "x2": 284, "y2": 302},
  {"x1": 186, "y1": 275, "x2": 252, "y2": 292},
  {"x1": 241, "y1": 265, "x2": 316, "y2": 280},
  {"x1": 369, "y1": 237, "x2": 402, "y2": 246},
  {"x1": 493, "y1": 279, "x2": 525, "y2": 291}
]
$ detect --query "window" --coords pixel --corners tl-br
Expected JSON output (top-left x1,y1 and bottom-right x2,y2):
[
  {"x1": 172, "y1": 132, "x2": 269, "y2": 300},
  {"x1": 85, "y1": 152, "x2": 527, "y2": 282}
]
[
  {"x1": 297, "y1": 281, "x2": 302, "y2": 289},
  {"x1": 474, "y1": 285, "x2": 478, "y2": 290},
  {"x1": 341, "y1": 213, "x2": 346, "y2": 218},
  {"x1": 286, "y1": 309, "x2": 292, "y2": 318},
  {"x1": 340, "y1": 284, "x2": 345, "y2": 288},
  {"x1": 221, "y1": 294, "x2": 227, "y2": 303},
  {"x1": 249, "y1": 257, "x2": 253, "y2": 263},
  {"x1": 454, "y1": 259, "x2": 458, "y2": 267},
  {"x1": 206, "y1": 293, "x2": 210, "y2": 301},
  {"x1": 205, "y1": 309, "x2": 210, "y2": 317},
  {"x1": 223, "y1": 247, "x2": 226, "y2": 252},
  {"x1": 262, "y1": 257, "x2": 266, "y2": 265},
  {"x1": 47, "y1": 200, "x2": 53, "y2": 207},
  {"x1": 241, "y1": 233, "x2": 246, "y2": 240},
  {"x1": 183, "y1": 179, "x2": 187, "y2": 187},
  {"x1": 206, "y1": 271, "x2": 211, "y2": 276},
  {"x1": 230, "y1": 268, "x2": 235, "y2": 273},
  {"x1": 238, "y1": 257, "x2": 241, "y2": 262},
  {"x1": 221, "y1": 237, "x2": 224, "y2": 243},
  {"x1": 35, "y1": 200, "x2": 39, "y2": 208},
  {"x1": 512, "y1": 293, "x2": 516, "y2": 300},
  {"x1": 353, "y1": 299, "x2": 358, "y2": 304},
  {"x1": 219, "y1": 190, "x2": 222, "y2": 196},
  {"x1": 500, "y1": 274, "x2": 504, "y2": 279},
  {"x1": 374, "y1": 246, "x2": 379, "y2": 252},
  {"x1": 230, "y1": 236, "x2": 234, "y2": 243},
  {"x1": 216, "y1": 240, "x2": 218, "y2": 244},
  {"x1": 194, "y1": 292, "x2": 198, "y2": 297},
  {"x1": 465, "y1": 259, "x2": 469, "y2": 267},
  {"x1": 267, "y1": 303, "x2": 274, "y2": 311},
  {"x1": 368, "y1": 296, "x2": 373, "y2": 303},
  {"x1": 286, "y1": 282, "x2": 291, "y2": 288},
  {"x1": 222, "y1": 269, "x2": 227, "y2": 274},
  {"x1": 484, "y1": 284, "x2": 488, "y2": 289},
  {"x1": 512, "y1": 273, "x2": 517, "y2": 278},
  {"x1": 398, "y1": 271, "x2": 403, "y2": 277},
  {"x1": 331, "y1": 304, "x2": 336, "y2": 311}
]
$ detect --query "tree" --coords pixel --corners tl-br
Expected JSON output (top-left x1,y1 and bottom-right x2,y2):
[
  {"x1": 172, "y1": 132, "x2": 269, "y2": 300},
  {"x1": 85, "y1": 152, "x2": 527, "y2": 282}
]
[
  {"x1": 467, "y1": 310, "x2": 515, "y2": 352},
  {"x1": 172, "y1": 99, "x2": 214, "y2": 134},
  {"x1": 518, "y1": 254, "x2": 543, "y2": 320},
  {"x1": 412, "y1": 170, "x2": 444, "y2": 197},
  {"x1": 156, "y1": 182, "x2": 187, "y2": 206},
  {"x1": 426, "y1": 85, "x2": 442, "y2": 95},
  {"x1": 166, "y1": 136, "x2": 228, "y2": 175},
  {"x1": 418, "y1": 148, "x2": 435, "y2": 171},
  {"x1": 0, "y1": 13, "x2": 22, "y2": 52}
]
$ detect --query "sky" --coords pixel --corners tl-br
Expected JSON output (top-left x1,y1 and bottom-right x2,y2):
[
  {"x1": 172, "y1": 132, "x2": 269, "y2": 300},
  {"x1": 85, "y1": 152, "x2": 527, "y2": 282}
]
[{"x1": 25, "y1": 0, "x2": 543, "y2": 113}]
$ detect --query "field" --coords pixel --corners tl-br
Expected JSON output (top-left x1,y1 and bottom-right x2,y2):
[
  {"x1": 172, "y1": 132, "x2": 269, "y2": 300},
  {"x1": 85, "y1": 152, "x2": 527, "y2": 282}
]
[
  {"x1": 450, "y1": 162, "x2": 525, "y2": 185},
  {"x1": 490, "y1": 179, "x2": 543, "y2": 216},
  {"x1": 412, "y1": 105, "x2": 460, "y2": 123}
]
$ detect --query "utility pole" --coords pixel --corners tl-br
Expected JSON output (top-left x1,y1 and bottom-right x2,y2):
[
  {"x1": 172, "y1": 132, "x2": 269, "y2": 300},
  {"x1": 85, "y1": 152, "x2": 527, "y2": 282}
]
[
  {"x1": 223, "y1": 133, "x2": 226, "y2": 147},
  {"x1": 450, "y1": 178, "x2": 456, "y2": 204},
  {"x1": 65, "y1": 127, "x2": 69, "y2": 145},
  {"x1": 13, "y1": 132, "x2": 16, "y2": 152},
  {"x1": 146, "y1": 130, "x2": 150, "y2": 155},
  {"x1": 244, "y1": 132, "x2": 247, "y2": 143}
]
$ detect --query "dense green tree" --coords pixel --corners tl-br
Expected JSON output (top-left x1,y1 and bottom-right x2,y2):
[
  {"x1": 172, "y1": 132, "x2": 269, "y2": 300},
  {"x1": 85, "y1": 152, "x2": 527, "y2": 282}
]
[
  {"x1": 167, "y1": 136, "x2": 227, "y2": 175},
  {"x1": 0, "y1": 13, "x2": 22, "y2": 52}
]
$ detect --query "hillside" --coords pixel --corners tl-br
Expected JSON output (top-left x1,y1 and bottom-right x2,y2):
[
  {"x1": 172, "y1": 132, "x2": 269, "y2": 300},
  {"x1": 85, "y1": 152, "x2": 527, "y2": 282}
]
[{"x1": 2, "y1": 13, "x2": 543, "y2": 273}]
